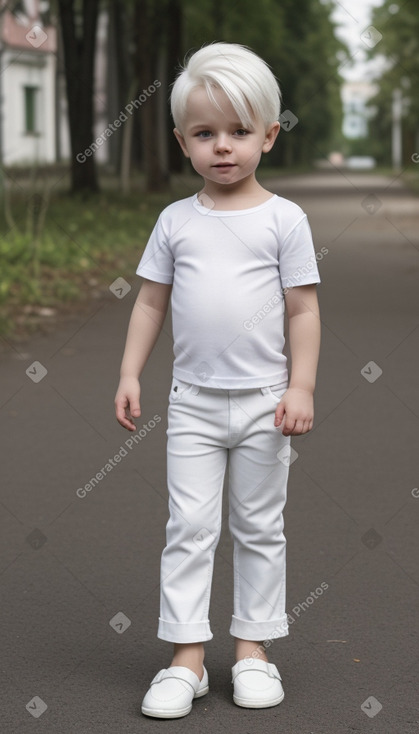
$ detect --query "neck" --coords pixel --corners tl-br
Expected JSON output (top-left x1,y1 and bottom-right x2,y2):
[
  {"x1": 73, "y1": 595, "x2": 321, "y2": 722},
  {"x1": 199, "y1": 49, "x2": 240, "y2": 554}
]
[{"x1": 200, "y1": 174, "x2": 267, "y2": 205}]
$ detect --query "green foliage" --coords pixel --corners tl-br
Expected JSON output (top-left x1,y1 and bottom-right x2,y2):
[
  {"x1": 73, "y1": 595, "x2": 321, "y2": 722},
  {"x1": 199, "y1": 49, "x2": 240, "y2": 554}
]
[
  {"x1": 0, "y1": 186, "x2": 174, "y2": 336},
  {"x1": 368, "y1": 0, "x2": 419, "y2": 165},
  {"x1": 182, "y1": 0, "x2": 346, "y2": 166},
  {"x1": 0, "y1": 0, "x2": 348, "y2": 335}
]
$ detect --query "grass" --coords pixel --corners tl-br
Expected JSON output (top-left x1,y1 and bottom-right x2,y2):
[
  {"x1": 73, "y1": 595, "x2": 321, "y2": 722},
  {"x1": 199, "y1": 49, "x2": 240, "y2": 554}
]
[
  {"x1": 1, "y1": 162, "x2": 417, "y2": 340},
  {"x1": 402, "y1": 170, "x2": 419, "y2": 196},
  {"x1": 0, "y1": 171, "x2": 199, "y2": 339}
]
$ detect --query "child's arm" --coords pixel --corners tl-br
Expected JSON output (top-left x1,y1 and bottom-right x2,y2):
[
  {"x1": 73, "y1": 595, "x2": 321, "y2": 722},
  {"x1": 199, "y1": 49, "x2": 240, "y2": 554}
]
[
  {"x1": 274, "y1": 284, "x2": 321, "y2": 436},
  {"x1": 115, "y1": 278, "x2": 172, "y2": 431}
]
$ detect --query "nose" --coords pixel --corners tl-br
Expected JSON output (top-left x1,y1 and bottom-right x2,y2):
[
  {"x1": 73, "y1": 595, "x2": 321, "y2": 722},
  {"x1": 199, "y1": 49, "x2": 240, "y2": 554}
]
[{"x1": 214, "y1": 133, "x2": 232, "y2": 153}]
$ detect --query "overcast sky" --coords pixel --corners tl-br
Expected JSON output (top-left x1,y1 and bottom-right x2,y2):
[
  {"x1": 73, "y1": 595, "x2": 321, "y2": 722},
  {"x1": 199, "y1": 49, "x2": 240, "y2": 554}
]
[{"x1": 331, "y1": 0, "x2": 387, "y2": 81}]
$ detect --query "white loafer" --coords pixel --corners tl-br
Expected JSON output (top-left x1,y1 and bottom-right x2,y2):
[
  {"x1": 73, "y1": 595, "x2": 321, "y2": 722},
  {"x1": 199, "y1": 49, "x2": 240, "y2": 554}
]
[
  {"x1": 232, "y1": 657, "x2": 284, "y2": 708},
  {"x1": 141, "y1": 665, "x2": 209, "y2": 718}
]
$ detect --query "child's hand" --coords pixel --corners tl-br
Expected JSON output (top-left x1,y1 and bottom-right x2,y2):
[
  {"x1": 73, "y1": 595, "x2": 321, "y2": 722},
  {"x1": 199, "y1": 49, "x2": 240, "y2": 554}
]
[
  {"x1": 274, "y1": 387, "x2": 314, "y2": 436},
  {"x1": 115, "y1": 376, "x2": 141, "y2": 431}
]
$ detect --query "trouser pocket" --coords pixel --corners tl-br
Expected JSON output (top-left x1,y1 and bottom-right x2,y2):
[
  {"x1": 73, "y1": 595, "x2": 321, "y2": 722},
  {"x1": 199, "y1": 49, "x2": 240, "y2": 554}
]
[
  {"x1": 169, "y1": 378, "x2": 200, "y2": 403},
  {"x1": 265, "y1": 383, "x2": 287, "y2": 402}
]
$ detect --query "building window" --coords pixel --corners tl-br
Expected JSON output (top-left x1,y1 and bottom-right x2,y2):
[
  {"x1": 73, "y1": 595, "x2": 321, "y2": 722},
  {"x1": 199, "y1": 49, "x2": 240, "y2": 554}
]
[{"x1": 24, "y1": 86, "x2": 38, "y2": 133}]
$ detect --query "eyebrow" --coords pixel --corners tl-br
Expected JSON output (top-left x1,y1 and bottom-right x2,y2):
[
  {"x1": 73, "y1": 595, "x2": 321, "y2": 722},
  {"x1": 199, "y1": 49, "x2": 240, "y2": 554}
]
[
  {"x1": 187, "y1": 121, "x2": 250, "y2": 133},
  {"x1": 188, "y1": 125, "x2": 210, "y2": 132}
]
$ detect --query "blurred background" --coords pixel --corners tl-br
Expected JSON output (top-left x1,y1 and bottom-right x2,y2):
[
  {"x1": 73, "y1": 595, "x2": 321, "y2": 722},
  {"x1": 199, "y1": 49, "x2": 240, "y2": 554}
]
[
  {"x1": 1, "y1": 5, "x2": 419, "y2": 731},
  {"x1": 0, "y1": 0, "x2": 418, "y2": 336}
]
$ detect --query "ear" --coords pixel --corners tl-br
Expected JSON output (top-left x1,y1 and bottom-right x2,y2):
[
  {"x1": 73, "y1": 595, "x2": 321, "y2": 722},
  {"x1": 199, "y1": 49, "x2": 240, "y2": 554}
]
[
  {"x1": 262, "y1": 121, "x2": 280, "y2": 153},
  {"x1": 173, "y1": 128, "x2": 190, "y2": 158}
]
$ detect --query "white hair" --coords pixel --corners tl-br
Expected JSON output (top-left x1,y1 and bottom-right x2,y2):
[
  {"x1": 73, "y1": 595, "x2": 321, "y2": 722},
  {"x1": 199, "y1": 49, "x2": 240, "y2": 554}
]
[{"x1": 170, "y1": 42, "x2": 281, "y2": 132}]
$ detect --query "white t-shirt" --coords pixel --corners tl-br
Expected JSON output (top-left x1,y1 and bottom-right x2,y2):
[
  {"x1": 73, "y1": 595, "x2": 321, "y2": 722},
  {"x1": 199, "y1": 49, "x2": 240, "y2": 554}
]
[{"x1": 136, "y1": 193, "x2": 320, "y2": 389}]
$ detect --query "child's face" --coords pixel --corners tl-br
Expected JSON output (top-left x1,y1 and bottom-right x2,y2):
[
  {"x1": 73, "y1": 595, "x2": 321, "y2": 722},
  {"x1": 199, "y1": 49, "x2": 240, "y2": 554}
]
[{"x1": 173, "y1": 86, "x2": 279, "y2": 189}]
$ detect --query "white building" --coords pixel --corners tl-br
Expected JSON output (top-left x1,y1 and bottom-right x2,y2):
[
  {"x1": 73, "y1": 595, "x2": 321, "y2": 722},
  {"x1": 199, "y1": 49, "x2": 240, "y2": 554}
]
[
  {"x1": 341, "y1": 80, "x2": 378, "y2": 139},
  {"x1": 0, "y1": 0, "x2": 60, "y2": 164},
  {"x1": 0, "y1": 0, "x2": 109, "y2": 167}
]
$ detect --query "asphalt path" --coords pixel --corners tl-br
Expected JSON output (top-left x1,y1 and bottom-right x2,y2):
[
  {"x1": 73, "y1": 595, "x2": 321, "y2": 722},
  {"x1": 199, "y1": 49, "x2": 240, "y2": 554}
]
[{"x1": 1, "y1": 170, "x2": 419, "y2": 733}]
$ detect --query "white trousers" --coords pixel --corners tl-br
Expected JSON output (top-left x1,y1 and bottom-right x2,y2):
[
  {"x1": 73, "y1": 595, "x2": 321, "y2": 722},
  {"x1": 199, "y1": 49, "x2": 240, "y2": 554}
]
[{"x1": 158, "y1": 377, "x2": 291, "y2": 643}]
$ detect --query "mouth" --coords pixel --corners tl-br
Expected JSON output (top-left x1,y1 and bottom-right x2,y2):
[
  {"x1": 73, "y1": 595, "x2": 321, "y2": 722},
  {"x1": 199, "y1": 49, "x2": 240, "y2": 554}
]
[{"x1": 213, "y1": 163, "x2": 236, "y2": 168}]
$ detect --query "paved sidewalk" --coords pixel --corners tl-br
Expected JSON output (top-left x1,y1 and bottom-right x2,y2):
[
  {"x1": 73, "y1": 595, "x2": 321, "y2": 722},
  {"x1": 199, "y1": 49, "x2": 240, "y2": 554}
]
[{"x1": 1, "y1": 171, "x2": 418, "y2": 733}]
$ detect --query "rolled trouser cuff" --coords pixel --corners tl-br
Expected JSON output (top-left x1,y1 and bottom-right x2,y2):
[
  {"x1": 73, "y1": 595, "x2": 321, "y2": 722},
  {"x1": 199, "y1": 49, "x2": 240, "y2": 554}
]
[
  {"x1": 229, "y1": 614, "x2": 289, "y2": 641},
  {"x1": 157, "y1": 617, "x2": 213, "y2": 643}
]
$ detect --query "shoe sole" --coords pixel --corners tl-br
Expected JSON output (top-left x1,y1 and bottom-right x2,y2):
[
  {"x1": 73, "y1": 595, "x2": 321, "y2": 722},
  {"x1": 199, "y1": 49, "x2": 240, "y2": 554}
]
[
  {"x1": 233, "y1": 691, "x2": 284, "y2": 708},
  {"x1": 141, "y1": 685, "x2": 209, "y2": 718}
]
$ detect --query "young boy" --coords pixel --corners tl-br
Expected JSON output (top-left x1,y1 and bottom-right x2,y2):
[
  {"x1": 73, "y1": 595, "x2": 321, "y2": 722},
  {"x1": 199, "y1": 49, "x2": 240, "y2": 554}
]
[{"x1": 115, "y1": 42, "x2": 321, "y2": 718}]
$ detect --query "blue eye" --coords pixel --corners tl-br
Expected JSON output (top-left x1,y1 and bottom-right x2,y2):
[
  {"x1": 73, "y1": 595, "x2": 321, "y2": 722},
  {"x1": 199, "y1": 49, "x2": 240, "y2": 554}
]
[
  {"x1": 196, "y1": 131, "x2": 212, "y2": 138},
  {"x1": 235, "y1": 129, "x2": 248, "y2": 136}
]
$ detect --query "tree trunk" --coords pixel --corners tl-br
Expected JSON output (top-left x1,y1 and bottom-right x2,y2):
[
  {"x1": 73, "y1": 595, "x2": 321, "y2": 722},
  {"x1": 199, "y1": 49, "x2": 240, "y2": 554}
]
[
  {"x1": 213, "y1": 0, "x2": 224, "y2": 38},
  {"x1": 108, "y1": 0, "x2": 131, "y2": 175},
  {"x1": 134, "y1": 0, "x2": 166, "y2": 192},
  {"x1": 58, "y1": 0, "x2": 100, "y2": 193},
  {"x1": 120, "y1": 79, "x2": 139, "y2": 194},
  {"x1": 166, "y1": 0, "x2": 183, "y2": 175}
]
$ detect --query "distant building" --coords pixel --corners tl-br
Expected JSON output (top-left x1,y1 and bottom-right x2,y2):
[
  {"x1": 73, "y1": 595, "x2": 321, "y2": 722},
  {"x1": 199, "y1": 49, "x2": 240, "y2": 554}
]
[
  {"x1": 341, "y1": 80, "x2": 378, "y2": 139},
  {"x1": 0, "y1": 0, "x2": 60, "y2": 164},
  {"x1": 0, "y1": 0, "x2": 109, "y2": 167}
]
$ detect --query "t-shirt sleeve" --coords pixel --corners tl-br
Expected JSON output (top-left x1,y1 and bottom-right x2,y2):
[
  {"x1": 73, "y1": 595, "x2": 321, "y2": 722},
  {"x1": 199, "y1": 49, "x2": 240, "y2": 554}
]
[
  {"x1": 136, "y1": 213, "x2": 174, "y2": 284},
  {"x1": 279, "y1": 215, "x2": 321, "y2": 289}
]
